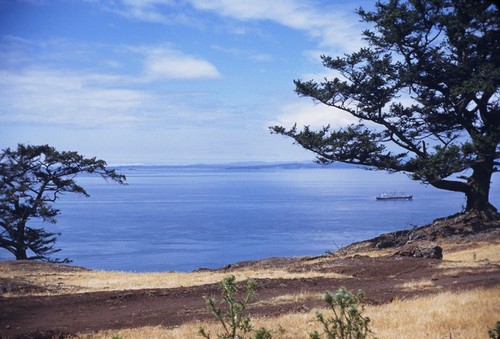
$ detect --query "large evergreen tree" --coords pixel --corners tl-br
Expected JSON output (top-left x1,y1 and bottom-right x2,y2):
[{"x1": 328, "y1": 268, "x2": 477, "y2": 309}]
[
  {"x1": 272, "y1": 0, "x2": 499, "y2": 213},
  {"x1": 0, "y1": 144, "x2": 126, "y2": 262}
]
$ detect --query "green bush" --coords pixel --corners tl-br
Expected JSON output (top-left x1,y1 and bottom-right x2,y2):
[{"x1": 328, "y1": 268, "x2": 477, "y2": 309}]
[
  {"x1": 309, "y1": 287, "x2": 375, "y2": 339},
  {"x1": 489, "y1": 321, "x2": 500, "y2": 339},
  {"x1": 198, "y1": 275, "x2": 272, "y2": 339}
]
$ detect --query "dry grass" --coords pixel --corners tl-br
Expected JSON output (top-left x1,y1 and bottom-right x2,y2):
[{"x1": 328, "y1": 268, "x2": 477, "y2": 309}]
[
  {"x1": 368, "y1": 287, "x2": 500, "y2": 339},
  {"x1": 1, "y1": 240, "x2": 498, "y2": 313},
  {"x1": 0, "y1": 264, "x2": 348, "y2": 296},
  {"x1": 404, "y1": 241, "x2": 500, "y2": 289},
  {"x1": 442, "y1": 241, "x2": 500, "y2": 262},
  {"x1": 74, "y1": 287, "x2": 500, "y2": 339},
  {"x1": 333, "y1": 243, "x2": 394, "y2": 258},
  {"x1": 4, "y1": 241, "x2": 498, "y2": 337},
  {"x1": 2, "y1": 240, "x2": 497, "y2": 297},
  {"x1": 435, "y1": 241, "x2": 500, "y2": 278},
  {"x1": 334, "y1": 239, "x2": 500, "y2": 261},
  {"x1": 396, "y1": 279, "x2": 438, "y2": 291},
  {"x1": 254, "y1": 291, "x2": 317, "y2": 307}
]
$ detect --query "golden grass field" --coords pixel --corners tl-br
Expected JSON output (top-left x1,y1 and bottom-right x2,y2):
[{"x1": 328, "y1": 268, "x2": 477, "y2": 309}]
[
  {"x1": 3, "y1": 240, "x2": 497, "y2": 338},
  {"x1": 74, "y1": 287, "x2": 500, "y2": 339},
  {"x1": 2, "y1": 241, "x2": 497, "y2": 297}
]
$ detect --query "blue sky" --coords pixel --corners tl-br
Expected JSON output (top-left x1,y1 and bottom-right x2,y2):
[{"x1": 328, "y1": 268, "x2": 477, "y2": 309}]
[{"x1": 0, "y1": 0, "x2": 374, "y2": 165}]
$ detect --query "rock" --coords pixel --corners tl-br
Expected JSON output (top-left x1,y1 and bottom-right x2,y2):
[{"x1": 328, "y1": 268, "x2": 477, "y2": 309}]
[
  {"x1": 393, "y1": 242, "x2": 443, "y2": 259},
  {"x1": 375, "y1": 240, "x2": 395, "y2": 248}
]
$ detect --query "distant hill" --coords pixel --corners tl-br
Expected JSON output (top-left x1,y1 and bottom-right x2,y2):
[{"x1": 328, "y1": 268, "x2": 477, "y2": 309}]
[
  {"x1": 222, "y1": 162, "x2": 362, "y2": 170},
  {"x1": 114, "y1": 161, "x2": 367, "y2": 171}
]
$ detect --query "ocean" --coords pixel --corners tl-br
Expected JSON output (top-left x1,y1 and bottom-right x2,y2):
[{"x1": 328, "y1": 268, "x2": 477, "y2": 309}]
[{"x1": 2, "y1": 164, "x2": 498, "y2": 272}]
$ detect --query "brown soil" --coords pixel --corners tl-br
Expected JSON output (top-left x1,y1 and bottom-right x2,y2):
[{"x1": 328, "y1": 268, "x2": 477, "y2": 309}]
[{"x1": 1, "y1": 212, "x2": 499, "y2": 338}]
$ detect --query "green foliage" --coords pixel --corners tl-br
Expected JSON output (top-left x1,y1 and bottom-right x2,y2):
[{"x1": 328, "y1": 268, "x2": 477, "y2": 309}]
[
  {"x1": 271, "y1": 0, "x2": 500, "y2": 212},
  {"x1": 0, "y1": 144, "x2": 126, "y2": 262},
  {"x1": 489, "y1": 321, "x2": 500, "y2": 339},
  {"x1": 198, "y1": 275, "x2": 272, "y2": 339},
  {"x1": 309, "y1": 288, "x2": 375, "y2": 339}
]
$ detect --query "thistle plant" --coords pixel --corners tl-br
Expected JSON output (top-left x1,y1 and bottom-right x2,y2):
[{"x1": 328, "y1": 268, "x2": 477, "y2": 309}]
[
  {"x1": 489, "y1": 321, "x2": 500, "y2": 339},
  {"x1": 199, "y1": 275, "x2": 272, "y2": 339},
  {"x1": 309, "y1": 287, "x2": 374, "y2": 339}
]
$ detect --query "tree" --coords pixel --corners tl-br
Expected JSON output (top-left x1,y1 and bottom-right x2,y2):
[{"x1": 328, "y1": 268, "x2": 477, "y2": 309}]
[
  {"x1": 271, "y1": 0, "x2": 499, "y2": 213},
  {"x1": 0, "y1": 144, "x2": 126, "y2": 262}
]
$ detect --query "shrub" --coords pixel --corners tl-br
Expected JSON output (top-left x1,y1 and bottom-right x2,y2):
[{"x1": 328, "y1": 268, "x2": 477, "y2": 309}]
[
  {"x1": 489, "y1": 321, "x2": 500, "y2": 339},
  {"x1": 309, "y1": 287, "x2": 375, "y2": 339},
  {"x1": 199, "y1": 275, "x2": 272, "y2": 339}
]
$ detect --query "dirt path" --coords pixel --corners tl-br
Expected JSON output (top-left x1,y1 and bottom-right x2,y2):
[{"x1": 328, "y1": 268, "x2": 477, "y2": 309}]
[{"x1": 1, "y1": 255, "x2": 499, "y2": 338}]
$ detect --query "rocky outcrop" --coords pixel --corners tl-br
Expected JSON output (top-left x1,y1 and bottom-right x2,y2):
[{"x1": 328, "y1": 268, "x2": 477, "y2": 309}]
[
  {"x1": 340, "y1": 210, "x2": 500, "y2": 255},
  {"x1": 393, "y1": 242, "x2": 443, "y2": 259}
]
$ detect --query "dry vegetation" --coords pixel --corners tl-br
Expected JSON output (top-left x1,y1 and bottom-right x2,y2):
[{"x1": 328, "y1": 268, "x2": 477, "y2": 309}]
[
  {"x1": 74, "y1": 287, "x2": 500, "y2": 339},
  {"x1": 1, "y1": 235, "x2": 498, "y2": 338},
  {"x1": 0, "y1": 263, "x2": 349, "y2": 297},
  {"x1": 2, "y1": 238, "x2": 496, "y2": 297},
  {"x1": 441, "y1": 241, "x2": 500, "y2": 262}
]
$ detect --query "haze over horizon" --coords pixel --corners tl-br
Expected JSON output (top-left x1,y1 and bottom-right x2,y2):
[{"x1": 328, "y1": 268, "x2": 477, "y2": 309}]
[{"x1": 0, "y1": 0, "x2": 375, "y2": 165}]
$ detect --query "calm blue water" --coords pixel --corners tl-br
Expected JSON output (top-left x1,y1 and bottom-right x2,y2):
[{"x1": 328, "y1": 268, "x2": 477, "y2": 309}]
[{"x1": 2, "y1": 165, "x2": 498, "y2": 272}]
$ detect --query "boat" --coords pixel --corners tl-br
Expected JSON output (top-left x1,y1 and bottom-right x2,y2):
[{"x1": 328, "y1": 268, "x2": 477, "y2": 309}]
[{"x1": 375, "y1": 192, "x2": 413, "y2": 200}]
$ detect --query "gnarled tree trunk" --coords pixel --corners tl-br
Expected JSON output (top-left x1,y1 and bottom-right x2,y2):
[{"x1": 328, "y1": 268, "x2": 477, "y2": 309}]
[{"x1": 465, "y1": 159, "x2": 496, "y2": 213}]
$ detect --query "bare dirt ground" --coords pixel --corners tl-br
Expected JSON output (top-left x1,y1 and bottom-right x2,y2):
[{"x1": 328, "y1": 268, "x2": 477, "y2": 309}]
[{"x1": 1, "y1": 212, "x2": 499, "y2": 338}]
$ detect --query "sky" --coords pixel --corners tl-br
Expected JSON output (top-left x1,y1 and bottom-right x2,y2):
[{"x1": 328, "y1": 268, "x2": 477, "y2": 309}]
[{"x1": 0, "y1": 0, "x2": 375, "y2": 165}]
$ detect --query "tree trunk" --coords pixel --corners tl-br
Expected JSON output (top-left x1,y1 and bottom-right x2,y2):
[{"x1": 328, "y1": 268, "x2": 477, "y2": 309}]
[
  {"x1": 15, "y1": 248, "x2": 28, "y2": 260},
  {"x1": 465, "y1": 164, "x2": 496, "y2": 213},
  {"x1": 14, "y1": 220, "x2": 28, "y2": 260},
  {"x1": 429, "y1": 162, "x2": 497, "y2": 214}
]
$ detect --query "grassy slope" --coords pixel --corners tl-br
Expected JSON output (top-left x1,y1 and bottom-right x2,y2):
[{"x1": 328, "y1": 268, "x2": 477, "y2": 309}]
[
  {"x1": 75, "y1": 288, "x2": 500, "y2": 339},
  {"x1": 74, "y1": 240, "x2": 499, "y2": 338},
  {"x1": 2, "y1": 239, "x2": 498, "y2": 338}
]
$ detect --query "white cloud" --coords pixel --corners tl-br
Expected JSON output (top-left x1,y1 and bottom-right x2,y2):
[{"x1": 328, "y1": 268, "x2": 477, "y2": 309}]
[
  {"x1": 0, "y1": 68, "x2": 149, "y2": 127},
  {"x1": 272, "y1": 100, "x2": 358, "y2": 130},
  {"x1": 0, "y1": 65, "x2": 225, "y2": 128},
  {"x1": 211, "y1": 45, "x2": 272, "y2": 62},
  {"x1": 187, "y1": 0, "x2": 303, "y2": 21},
  {"x1": 0, "y1": 39, "x2": 223, "y2": 128},
  {"x1": 186, "y1": 0, "x2": 365, "y2": 53},
  {"x1": 100, "y1": 0, "x2": 176, "y2": 23},
  {"x1": 142, "y1": 47, "x2": 221, "y2": 80},
  {"x1": 108, "y1": 0, "x2": 367, "y2": 53}
]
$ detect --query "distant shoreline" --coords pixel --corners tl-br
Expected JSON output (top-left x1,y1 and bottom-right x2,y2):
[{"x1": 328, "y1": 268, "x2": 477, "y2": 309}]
[{"x1": 111, "y1": 161, "x2": 369, "y2": 170}]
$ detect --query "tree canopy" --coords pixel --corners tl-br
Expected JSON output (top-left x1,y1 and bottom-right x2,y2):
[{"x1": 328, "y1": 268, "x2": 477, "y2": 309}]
[
  {"x1": 0, "y1": 144, "x2": 126, "y2": 262},
  {"x1": 271, "y1": 0, "x2": 499, "y2": 213}
]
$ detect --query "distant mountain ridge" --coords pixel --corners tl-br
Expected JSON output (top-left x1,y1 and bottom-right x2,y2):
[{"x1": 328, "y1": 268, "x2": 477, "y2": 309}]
[{"x1": 113, "y1": 161, "x2": 365, "y2": 171}]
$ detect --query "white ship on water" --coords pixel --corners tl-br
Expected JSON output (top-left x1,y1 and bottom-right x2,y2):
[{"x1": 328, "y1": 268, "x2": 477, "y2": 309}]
[{"x1": 375, "y1": 192, "x2": 413, "y2": 200}]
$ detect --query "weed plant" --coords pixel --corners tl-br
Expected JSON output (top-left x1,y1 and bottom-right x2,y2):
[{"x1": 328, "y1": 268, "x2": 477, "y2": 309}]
[
  {"x1": 309, "y1": 287, "x2": 375, "y2": 339},
  {"x1": 198, "y1": 275, "x2": 272, "y2": 339},
  {"x1": 489, "y1": 321, "x2": 500, "y2": 339}
]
